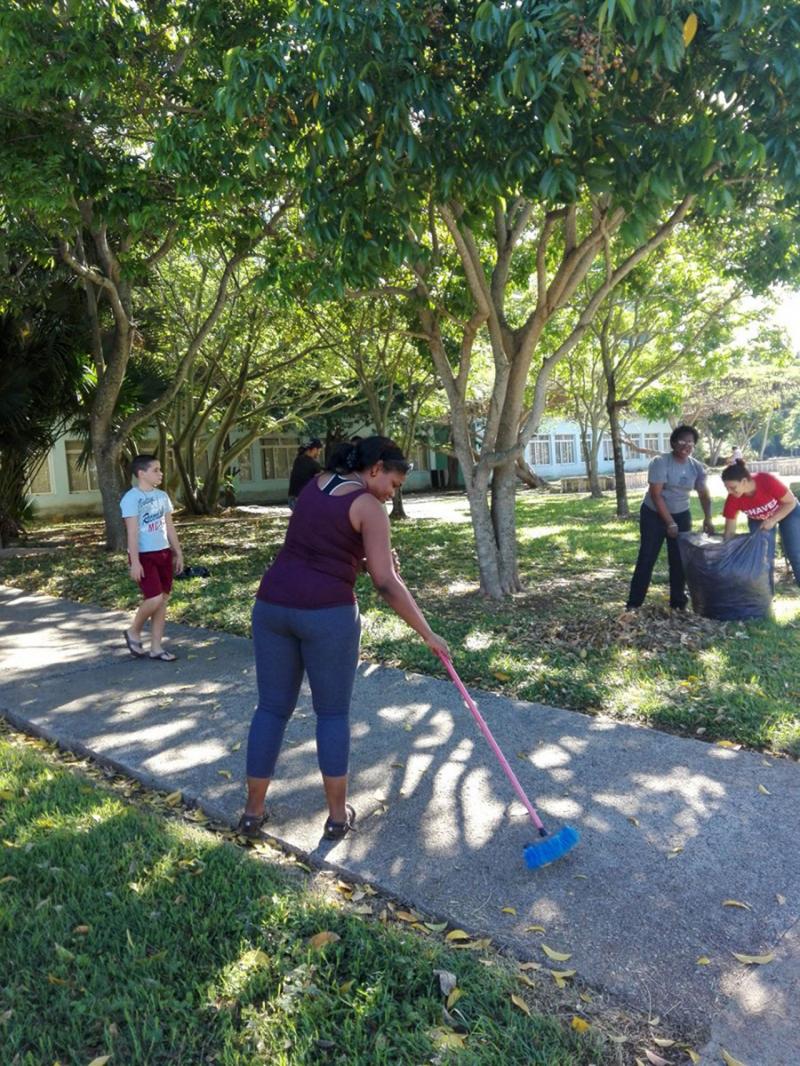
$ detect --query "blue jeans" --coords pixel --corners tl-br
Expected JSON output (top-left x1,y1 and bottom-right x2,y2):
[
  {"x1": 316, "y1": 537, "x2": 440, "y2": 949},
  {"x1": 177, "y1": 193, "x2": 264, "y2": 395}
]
[
  {"x1": 247, "y1": 599, "x2": 361, "y2": 779},
  {"x1": 748, "y1": 502, "x2": 800, "y2": 589},
  {"x1": 627, "y1": 504, "x2": 692, "y2": 608}
]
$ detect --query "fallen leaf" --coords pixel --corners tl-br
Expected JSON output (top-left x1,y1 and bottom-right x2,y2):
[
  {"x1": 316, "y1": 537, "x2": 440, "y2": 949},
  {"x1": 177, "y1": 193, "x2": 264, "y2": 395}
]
[
  {"x1": 308, "y1": 931, "x2": 340, "y2": 950},
  {"x1": 517, "y1": 973, "x2": 537, "y2": 988},
  {"x1": 164, "y1": 791, "x2": 182, "y2": 807},
  {"x1": 501, "y1": 906, "x2": 517, "y2": 915},
  {"x1": 430, "y1": 1028, "x2": 467, "y2": 1049},
  {"x1": 549, "y1": 969, "x2": 576, "y2": 987},
  {"x1": 627, "y1": 816, "x2": 640, "y2": 827},
  {"x1": 446, "y1": 988, "x2": 463, "y2": 1009},
  {"x1": 525, "y1": 924, "x2": 545, "y2": 933},
  {"x1": 493, "y1": 671, "x2": 511, "y2": 682},
  {"x1": 722, "y1": 900, "x2": 751, "y2": 910},
  {"x1": 351, "y1": 904, "x2": 373, "y2": 915},
  {"x1": 0, "y1": 875, "x2": 18, "y2": 884},
  {"x1": 696, "y1": 956, "x2": 711, "y2": 965},
  {"x1": 519, "y1": 961, "x2": 543, "y2": 972},
  {"x1": 542, "y1": 944, "x2": 572, "y2": 962},
  {"x1": 230, "y1": 741, "x2": 242, "y2": 752},
  {"x1": 757, "y1": 784, "x2": 770, "y2": 795},
  {"x1": 721, "y1": 1051, "x2": 748, "y2": 1066},
  {"x1": 510, "y1": 993, "x2": 531, "y2": 1015},
  {"x1": 445, "y1": 929, "x2": 471, "y2": 942},
  {"x1": 571, "y1": 1016, "x2": 590, "y2": 1032},
  {"x1": 687, "y1": 1052, "x2": 700, "y2": 1064},
  {"x1": 643, "y1": 1049, "x2": 669, "y2": 1066},
  {"x1": 217, "y1": 769, "x2": 232, "y2": 779},
  {"x1": 433, "y1": 970, "x2": 457, "y2": 996},
  {"x1": 579, "y1": 991, "x2": 592, "y2": 1003},
  {"x1": 395, "y1": 911, "x2": 419, "y2": 923},
  {"x1": 87, "y1": 1057, "x2": 112, "y2": 1066},
  {"x1": 776, "y1": 894, "x2": 786, "y2": 905},
  {"x1": 683, "y1": 12, "x2": 699, "y2": 47},
  {"x1": 652, "y1": 1038, "x2": 675, "y2": 1047},
  {"x1": 425, "y1": 921, "x2": 448, "y2": 933},
  {"x1": 732, "y1": 952, "x2": 774, "y2": 965},
  {"x1": 715, "y1": 739, "x2": 738, "y2": 749},
  {"x1": 72, "y1": 925, "x2": 90, "y2": 935}
]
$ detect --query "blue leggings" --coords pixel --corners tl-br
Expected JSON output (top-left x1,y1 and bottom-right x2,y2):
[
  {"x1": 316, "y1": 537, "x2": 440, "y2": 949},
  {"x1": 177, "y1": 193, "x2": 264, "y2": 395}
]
[{"x1": 247, "y1": 599, "x2": 361, "y2": 779}]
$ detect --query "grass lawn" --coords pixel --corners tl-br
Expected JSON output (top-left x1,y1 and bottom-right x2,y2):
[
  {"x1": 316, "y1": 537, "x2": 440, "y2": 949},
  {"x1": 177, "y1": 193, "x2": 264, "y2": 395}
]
[
  {"x1": 0, "y1": 726, "x2": 631, "y2": 1065},
  {"x1": 3, "y1": 489, "x2": 799, "y2": 756}
]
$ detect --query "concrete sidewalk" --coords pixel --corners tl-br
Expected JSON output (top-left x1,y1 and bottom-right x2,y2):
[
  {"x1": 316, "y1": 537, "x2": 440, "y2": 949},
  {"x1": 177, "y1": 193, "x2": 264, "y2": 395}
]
[{"x1": 1, "y1": 584, "x2": 797, "y2": 1065}]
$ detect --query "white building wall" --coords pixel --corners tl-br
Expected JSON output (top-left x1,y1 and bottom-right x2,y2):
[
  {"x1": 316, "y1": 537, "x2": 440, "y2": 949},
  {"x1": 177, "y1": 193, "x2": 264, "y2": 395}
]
[{"x1": 525, "y1": 417, "x2": 673, "y2": 478}]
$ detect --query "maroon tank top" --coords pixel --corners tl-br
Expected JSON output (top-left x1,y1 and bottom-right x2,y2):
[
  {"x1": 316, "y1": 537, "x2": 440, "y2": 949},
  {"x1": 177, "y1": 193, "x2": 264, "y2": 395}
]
[{"x1": 257, "y1": 476, "x2": 367, "y2": 608}]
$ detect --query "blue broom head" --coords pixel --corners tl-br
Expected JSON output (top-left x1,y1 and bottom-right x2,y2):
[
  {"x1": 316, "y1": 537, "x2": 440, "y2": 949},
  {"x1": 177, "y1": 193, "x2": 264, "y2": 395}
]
[{"x1": 523, "y1": 825, "x2": 580, "y2": 870}]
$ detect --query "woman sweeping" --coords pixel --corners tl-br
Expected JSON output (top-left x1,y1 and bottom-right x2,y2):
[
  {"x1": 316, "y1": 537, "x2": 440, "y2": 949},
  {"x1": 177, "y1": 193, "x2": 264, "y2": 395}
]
[
  {"x1": 239, "y1": 436, "x2": 449, "y2": 841},
  {"x1": 721, "y1": 461, "x2": 800, "y2": 588}
]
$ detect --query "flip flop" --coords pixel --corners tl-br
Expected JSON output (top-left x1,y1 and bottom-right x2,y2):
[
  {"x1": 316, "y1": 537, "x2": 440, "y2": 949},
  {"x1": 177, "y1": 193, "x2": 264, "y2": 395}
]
[
  {"x1": 124, "y1": 630, "x2": 146, "y2": 658},
  {"x1": 149, "y1": 650, "x2": 177, "y2": 662}
]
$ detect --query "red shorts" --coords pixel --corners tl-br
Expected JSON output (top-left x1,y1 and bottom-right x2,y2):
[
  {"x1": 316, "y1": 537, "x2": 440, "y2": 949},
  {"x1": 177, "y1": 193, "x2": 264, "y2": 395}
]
[{"x1": 136, "y1": 548, "x2": 174, "y2": 599}]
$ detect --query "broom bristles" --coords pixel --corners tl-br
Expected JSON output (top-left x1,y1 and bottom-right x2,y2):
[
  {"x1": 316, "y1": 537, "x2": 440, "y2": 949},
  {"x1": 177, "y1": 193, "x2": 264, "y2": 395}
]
[{"x1": 523, "y1": 825, "x2": 580, "y2": 870}]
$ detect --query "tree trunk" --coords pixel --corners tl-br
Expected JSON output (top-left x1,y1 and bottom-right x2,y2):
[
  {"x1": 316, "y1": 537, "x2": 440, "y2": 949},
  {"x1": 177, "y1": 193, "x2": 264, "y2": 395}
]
[
  {"x1": 607, "y1": 402, "x2": 629, "y2": 519},
  {"x1": 514, "y1": 456, "x2": 548, "y2": 489},
  {"x1": 466, "y1": 472, "x2": 506, "y2": 599},
  {"x1": 490, "y1": 459, "x2": 522, "y2": 594},
  {"x1": 92, "y1": 423, "x2": 127, "y2": 551},
  {"x1": 390, "y1": 485, "x2": 407, "y2": 520}
]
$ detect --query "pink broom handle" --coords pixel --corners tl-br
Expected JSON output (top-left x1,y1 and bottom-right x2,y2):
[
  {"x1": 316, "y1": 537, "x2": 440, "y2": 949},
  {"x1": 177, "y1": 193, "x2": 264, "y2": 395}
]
[{"x1": 436, "y1": 651, "x2": 546, "y2": 833}]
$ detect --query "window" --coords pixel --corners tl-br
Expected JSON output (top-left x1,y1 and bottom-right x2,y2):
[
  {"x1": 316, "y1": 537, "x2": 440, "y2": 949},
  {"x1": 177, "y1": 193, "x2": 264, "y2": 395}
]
[
  {"x1": 65, "y1": 440, "x2": 98, "y2": 493},
  {"x1": 644, "y1": 433, "x2": 660, "y2": 453},
  {"x1": 27, "y1": 457, "x2": 53, "y2": 495},
  {"x1": 624, "y1": 434, "x2": 642, "y2": 460},
  {"x1": 662, "y1": 434, "x2": 672, "y2": 451},
  {"x1": 554, "y1": 434, "x2": 576, "y2": 465},
  {"x1": 259, "y1": 436, "x2": 296, "y2": 480},
  {"x1": 409, "y1": 444, "x2": 429, "y2": 472},
  {"x1": 602, "y1": 436, "x2": 615, "y2": 462},
  {"x1": 531, "y1": 435, "x2": 551, "y2": 465}
]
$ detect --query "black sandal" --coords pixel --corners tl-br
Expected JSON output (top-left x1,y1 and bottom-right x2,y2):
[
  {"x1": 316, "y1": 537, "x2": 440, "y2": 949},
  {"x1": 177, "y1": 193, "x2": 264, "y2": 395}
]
[
  {"x1": 237, "y1": 811, "x2": 269, "y2": 839},
  {"x1": 323, "y1": 804, "x2": 357, "y2": 841}
]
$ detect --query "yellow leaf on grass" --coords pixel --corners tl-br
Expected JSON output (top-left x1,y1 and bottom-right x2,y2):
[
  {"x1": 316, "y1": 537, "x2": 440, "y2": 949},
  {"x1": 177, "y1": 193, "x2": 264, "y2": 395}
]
[
  {"x1": 501, "y1": 906, "x2": 517, "y2": 915},
  {"x1": 697, "y1": 956, "x2": 711, "y2": 965},
  {"x1": 510, "y1": 993, "x2": 531, "y2": 1015},
  {"x1": 395, "y1": 911, "x2": 419, "y2": 923},
  {"x1": 517, "y1": 973, "x2": 537, "y2": 988},
  {"x1": 652, "y1": 1038, "x2": 675, "y2": 1047},
  {"x1": 73, "y1": 925, "x2": 90, "y2": 935},
  {"x1": 431, "y1": 1028, "x2": 467, "y2": 1049},
  {"x1": 643, "y1": 1050, "x2": 669, "y2": 1066},
  {"x1": 542, "y1": 944, "x2": 572, "y2": 962},
  {"x1": 425, "y1": 921, "x2": 448, "y2": 933},
  {"x1": 716, "y1": 740, "x2": 738, "y2": 749},
  {"x1": 217, "y1": 770, "x2": 232, "y2": 779},
  {"x1": 722, "y1": 900, "x2": 751, "y2": 910},
  {"x1": 683, "y1": 12, "x2": 699, "y2": 46},
  {"x1": 230, "y1": 741, "x2": 242, "y2": 752},
  {"x1": 308, "y1": 931, "x2": 340, "y2": 950},
  {"x1": 549, "y1": 969, "x2": 576, "y2": 987},
  {"x1": 493, "y1": 671, "x2": 511, "y2": 682},
  {"x1": 164, "y1": 791, "x2": 182, "y2": 806},
  {"x1": 87, "y1": 1057, "x2": 112, "y2": 1066},
  {"x1": 687, "y1": 1052, "x2": 701, "y2": 1064},
  {"x1": 525, "y1": 924, "x2": 545, "y2": 933},
  {"x1": 519, "y1": 961, "x2": 542, "y2": 971},
  {"x1": 571, "y1": 1016, "x2": 590, "y2": 1032},
  {"x1": 446, "y1": 988, "x2": 463, "y2": 1009},
  {"x1": 445, "y1": 929, "x2": 471, "y2": 941},
  {"x1": 721, "y1": 1050, "x2": 748, "y2": 1066},
  {"x1": 732, "y1": 952, "x2": 774, "y2": 965},
  {"x1": 757, "y1": 784, "x2": 770, "y2": 795}
]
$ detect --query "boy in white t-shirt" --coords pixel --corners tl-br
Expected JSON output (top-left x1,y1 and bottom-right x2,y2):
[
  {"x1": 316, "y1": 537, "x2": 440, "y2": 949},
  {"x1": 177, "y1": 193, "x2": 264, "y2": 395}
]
[{"x1": 120, "y1": 454, "x2": 183, "y2": 661}]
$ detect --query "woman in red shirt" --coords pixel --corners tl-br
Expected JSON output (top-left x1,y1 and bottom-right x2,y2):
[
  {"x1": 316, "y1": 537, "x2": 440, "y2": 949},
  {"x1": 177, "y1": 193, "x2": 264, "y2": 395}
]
[{"x1": 721, "y1": 461, "x2": 800, "y2": 587}]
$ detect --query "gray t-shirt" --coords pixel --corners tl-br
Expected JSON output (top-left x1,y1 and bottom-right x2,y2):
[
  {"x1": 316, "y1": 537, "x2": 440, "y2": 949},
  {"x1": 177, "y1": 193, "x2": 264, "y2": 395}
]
[
  {"x1": 642, "y1": 453, "x2": 706, "y2": 514},
  {"x1": 120, "y1": 487, "x2": 173, "y2": 552}
]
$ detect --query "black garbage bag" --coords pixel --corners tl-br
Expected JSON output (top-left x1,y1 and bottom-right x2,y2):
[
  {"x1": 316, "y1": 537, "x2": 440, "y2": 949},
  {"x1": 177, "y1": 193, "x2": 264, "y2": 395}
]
[{"x1": 678, "y1": 532, "x2": 771, "y2": 621}]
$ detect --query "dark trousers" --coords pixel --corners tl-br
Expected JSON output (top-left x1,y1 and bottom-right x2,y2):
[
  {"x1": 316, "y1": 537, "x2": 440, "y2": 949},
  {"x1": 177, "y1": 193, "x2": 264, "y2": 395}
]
[{"x1": 627, "y1": 505, "x2": 692, "y2": 609}]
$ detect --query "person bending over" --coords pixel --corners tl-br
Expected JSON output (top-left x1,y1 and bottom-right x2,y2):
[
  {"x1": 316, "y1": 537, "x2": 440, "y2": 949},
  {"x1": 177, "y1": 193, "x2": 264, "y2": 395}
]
[
  {"x1": 239, "y1": 435, "x2": 449, "y2": 841},
  {"x1": 721, "y1": 460, "x2": 800, "y2": 588}
]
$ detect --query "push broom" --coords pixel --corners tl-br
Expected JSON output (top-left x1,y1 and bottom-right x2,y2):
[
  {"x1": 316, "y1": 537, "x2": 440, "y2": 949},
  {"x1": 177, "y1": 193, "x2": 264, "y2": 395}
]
[{"x1": 436, "y1": 651, "x2": 580, "y2": 870}]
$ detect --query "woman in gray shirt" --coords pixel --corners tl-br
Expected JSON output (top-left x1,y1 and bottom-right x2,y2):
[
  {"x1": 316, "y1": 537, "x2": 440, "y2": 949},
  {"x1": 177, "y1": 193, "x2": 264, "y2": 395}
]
[{"x1": 626, "y1": 425, "x2": 715, "y2": 610}]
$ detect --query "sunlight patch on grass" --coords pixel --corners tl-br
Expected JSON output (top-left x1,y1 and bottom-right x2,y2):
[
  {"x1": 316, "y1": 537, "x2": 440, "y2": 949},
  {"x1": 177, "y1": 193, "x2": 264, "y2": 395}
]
[{"x1": 517, "y1": 524, "x2": 562, "y2": 542}]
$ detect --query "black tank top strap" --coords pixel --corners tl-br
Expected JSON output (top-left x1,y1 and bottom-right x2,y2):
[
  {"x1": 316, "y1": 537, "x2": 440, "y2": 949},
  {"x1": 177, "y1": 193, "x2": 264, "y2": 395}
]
[{"x1": 320, "y1": 473, "x2": 363, "y2": 496}]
